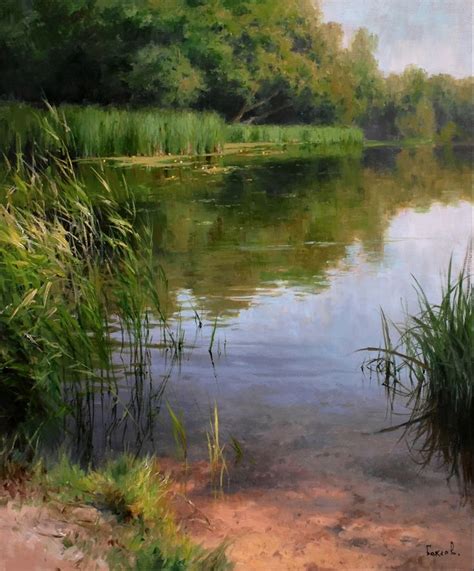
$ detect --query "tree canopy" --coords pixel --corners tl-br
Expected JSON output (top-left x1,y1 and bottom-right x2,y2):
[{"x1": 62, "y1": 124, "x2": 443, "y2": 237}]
[{"x1": 0, "y1": 0, "x2": 472, "y2": 139}]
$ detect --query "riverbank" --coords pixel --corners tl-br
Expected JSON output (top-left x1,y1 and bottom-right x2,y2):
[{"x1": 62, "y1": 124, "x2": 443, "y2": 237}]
[
  {"x1": 0, "y1": 456, "x2": 231, "y2": 570},
  {"x1": 2, "y1": 420, "x2": 471, "y2": 571}
]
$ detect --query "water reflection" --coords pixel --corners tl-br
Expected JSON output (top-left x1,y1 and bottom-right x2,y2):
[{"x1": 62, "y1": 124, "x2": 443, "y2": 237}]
[{"x1": 71, "y1": 146, "x2": 472, "y2": 497}]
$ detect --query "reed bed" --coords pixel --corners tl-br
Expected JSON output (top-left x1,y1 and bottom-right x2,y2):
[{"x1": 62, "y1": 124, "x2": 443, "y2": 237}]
[
  {"x1": 227, "y1": 124, "x2": 364, "y2": 146},
  {"x1": 2, "y1": 103, "x2": 364, "y2": 159},
  {"x1": 363, "y1": 259, "x2": 473, "y2": 499},
  {"x1": 0, "y1": 103, "x2": 226, "y2": 158},
  {"x1": 0, "y1": 148, "x2": 168, "y2": 440}
]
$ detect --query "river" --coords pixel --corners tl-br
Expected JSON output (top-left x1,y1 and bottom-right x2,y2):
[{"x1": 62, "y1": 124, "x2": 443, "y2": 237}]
[{"x1": 75, "y1": 144, "x2": 472, "y2": 569}]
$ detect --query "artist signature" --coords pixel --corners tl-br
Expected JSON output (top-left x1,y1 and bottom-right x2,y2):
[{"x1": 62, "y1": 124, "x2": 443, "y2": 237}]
[{"x1": 426, "y1": 542, "x2": 461, "y2": 557}]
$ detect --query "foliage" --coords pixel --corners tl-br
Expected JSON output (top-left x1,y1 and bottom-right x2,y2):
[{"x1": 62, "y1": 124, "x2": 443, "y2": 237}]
[
  {"x1": 369, "y1": 68, "x2": 473, "y2": 140},
  {"x1": 0, "y1": 103, "x2": 226, "y2": 157},
  {"x1": 227, "y1": 124, "x2": 363, "y2": 146},
  {"x1": 0, "y1": 104, "x2": 363, "y2": 159},
  {"x1": 0, "y1": 149, "x2": 164, "y2": 439},
  {"x1": 0, "y1": 0, "x2": 471, "y2": 137},
  {"x1": 38, "y1": 455, "x2": 232, "y2": 570},
  {"x1": 362, "y1": 259, "x2": 473, "y2": 500}
]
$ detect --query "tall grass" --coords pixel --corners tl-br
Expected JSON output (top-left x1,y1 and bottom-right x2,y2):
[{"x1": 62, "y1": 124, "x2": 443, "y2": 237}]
[
  {"x1": 207, "y1": 403, "x2": 229, "y2": 493},
  {"x1": 0, "y1": 103, "x2": 226, "y2": 158},
  {"x1": 1, "y1": 103, "x2": 363, "y2": 160},
  {"x1": 362, "y1": 259, "x2": 473, "y2": 500},
  {"x1": 0, "y1": 148, "x2": 167, "y2": 442},
  {"x1": 0, "y1": 137, "x2": 233, "y2": 566},
  {"x1": 226, "y1": 124, "x2": 364, "y2": 146}
]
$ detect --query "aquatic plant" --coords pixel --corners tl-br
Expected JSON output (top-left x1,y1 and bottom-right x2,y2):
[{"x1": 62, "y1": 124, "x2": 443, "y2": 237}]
[
  {"x1": 0, "y1": 149, "x2": 166, "y2": 444},
  {"x1": 208, "y1": 317, "x2": 218, "y2": 355},
  {"x1": 167, "y1": 403, "x2": 188, "y2": 466},
  {"x1": 206, "y1": 403, "x2": 228, "y2": 492},
  {"x1": 226, "y1": 124, "x2": 364, "y2": 147},
  {"x1": 362, "y1": 258, "x2": 473, "y2": 500},
  {"x1": 1, "y1": 103, "x2": 364, "y2": 161},
  {"x1": 0, "y1": 103, "x2": 226, "y2": 158}
]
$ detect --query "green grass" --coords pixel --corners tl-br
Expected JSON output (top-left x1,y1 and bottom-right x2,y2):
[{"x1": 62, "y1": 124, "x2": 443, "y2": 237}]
[
  {"x1": 1, "y1": 103, "x2": 364, "y2": 160},
  {"x1": 362, "y1": 258, "x2": 473, "y2": 499},
  {"x1": 35, "y1": 454, "x2": 232, "y2": 570},
  {"x1": 0, "y1": 103, "x2": 226, "y2": 158},
  {"x1": 0, "y1": 147, "x2": 167, "y2": 441},
  {"x1": 226, "y1": 124, "x2": 364, "y2": 146}
]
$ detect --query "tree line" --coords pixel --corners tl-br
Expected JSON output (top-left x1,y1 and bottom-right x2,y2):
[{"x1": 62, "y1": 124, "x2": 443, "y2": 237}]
[{"x1": 1, "y1": 0, "x2": 472, "y2": 139}]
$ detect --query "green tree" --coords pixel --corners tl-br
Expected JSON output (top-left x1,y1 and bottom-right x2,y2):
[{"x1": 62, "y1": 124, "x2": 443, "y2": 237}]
[
  {"x1": 397, "y1": 97, "x2": 436, "y2": 139},
  {"x1": 346, "y1": 28, "x2": 384, "y2": 122},
  {"x1": 126, "y1": 45, "x2": 205, "y2": 107}
]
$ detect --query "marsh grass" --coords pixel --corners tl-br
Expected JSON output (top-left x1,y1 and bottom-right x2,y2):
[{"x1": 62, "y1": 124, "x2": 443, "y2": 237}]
[
  {"x1": 0, "y1": 144, "x2": 171, "y2": 447},
  {"x1": 207, "y1": 403, "x2": 229, "y2": 493},
  {"x1": 362, "y1": 258, "x2": 473, "y2": 500},
  {"x1": 226, "y1": 124, "x2": 364, "y2": 147},
  {"x1": 0, "y1": 103, "x2": 226, "y2": 158},
  {"x1": 167, "y1": 403, "x2": 188, "y2": 466},
  {"x1": 0, "y1": 143, "x2": 232, "y2": 564},
  {"x1": 2, "y1": 103, "x2": 363, "y2": 161},
  {"x1": 208, "y1": 317, "x2": 218, "y2": 355}
]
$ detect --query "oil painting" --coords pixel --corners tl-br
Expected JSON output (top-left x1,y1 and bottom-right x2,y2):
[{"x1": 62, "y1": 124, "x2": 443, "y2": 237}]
[{"x1": 0, "y1": 1, "x2": 472, "y2": 569}]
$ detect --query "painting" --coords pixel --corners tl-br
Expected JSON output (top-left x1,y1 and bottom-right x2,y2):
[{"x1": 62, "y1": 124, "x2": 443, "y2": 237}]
[{"x1": 0, "y1": 1, "x2": 472, "y2": 569}]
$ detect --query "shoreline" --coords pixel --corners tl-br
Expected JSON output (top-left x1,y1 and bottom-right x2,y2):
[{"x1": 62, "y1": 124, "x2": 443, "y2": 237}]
[{"x1": 76, "y1": 139, "x2": 472, "y2": 170}]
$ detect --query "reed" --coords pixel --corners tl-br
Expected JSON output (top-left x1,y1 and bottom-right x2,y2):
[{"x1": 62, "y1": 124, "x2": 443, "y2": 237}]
[
  {"x1": 2, "y1": 103, "x2": 363, "y2": 160},
  {"x1": 226, "y1": 124, "x2": 364, "y2": 146},
  {"x1": 207, "y1": 403, "x2": 228, "y2": 492},
  {"x1": 362, "y1": 258, "x2": 473, "y2": 499},
  {"x1": 167, "y1": 403, "x2": 188, "y2": 466},
  {"x1": 0, "y1": 103, "x2": 226, "y2": 158},
  {"x1": 0, "y1": 148, "x2": 165, "y2": 441}
]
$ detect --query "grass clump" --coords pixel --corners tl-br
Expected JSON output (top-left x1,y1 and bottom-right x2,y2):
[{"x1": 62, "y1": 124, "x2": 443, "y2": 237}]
[
  {"x1": 0, "y1": 103, "x2": 226, "y2": 158},
  {"x1": 363, "y1": 258, "x2": 473, "y2": 500},
  {"x1": 226, "y1": 124, "x2": 364, "y2": 147},
  {"x1": 36, "y1": 455, "x2": 232, "y2": 570}
]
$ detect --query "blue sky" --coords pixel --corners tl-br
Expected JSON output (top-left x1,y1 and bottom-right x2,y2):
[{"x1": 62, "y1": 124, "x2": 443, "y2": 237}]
[{"x1": 320, "y1": 0, "x2": 472, "y2": 77}]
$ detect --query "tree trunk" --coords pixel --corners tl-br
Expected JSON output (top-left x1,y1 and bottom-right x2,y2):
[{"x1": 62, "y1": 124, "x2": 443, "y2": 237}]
[
  {"x1": 232, "y1": 103, "x2": 250, "y2": 124},
  {"x1": 247, "y1": 103, "x2": 292, "y2": 124},
  {"x1": 231, "y1": 90, "x2": 281, "y2": 123}
]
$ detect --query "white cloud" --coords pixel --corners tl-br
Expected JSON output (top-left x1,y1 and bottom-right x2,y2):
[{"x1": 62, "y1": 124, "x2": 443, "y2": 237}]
[{"x1": 320, "y1": 0, "x2": 472, "y2": 77}]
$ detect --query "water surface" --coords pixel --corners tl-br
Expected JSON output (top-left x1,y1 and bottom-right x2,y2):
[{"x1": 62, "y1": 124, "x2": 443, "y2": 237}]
[
  {"x1": 73, "y1": 145, "x2": 474, "y2": 567},
  {"x1": 76, "y1": 146, "x2": 472, "y2": 477}
]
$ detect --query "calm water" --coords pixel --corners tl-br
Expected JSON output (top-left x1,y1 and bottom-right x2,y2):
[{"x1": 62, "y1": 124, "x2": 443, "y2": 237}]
[
  {"x1": 68, "y1": 145, "x2": 474, "y2": 568},
  {"x1": 75, "y1": 146, "x2": 472, "y2": 474}
]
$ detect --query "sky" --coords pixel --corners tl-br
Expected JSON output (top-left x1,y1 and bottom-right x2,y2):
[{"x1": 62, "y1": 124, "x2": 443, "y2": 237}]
[{"x1": 320, "y1": 0, "x2": 472, "y2": 77}]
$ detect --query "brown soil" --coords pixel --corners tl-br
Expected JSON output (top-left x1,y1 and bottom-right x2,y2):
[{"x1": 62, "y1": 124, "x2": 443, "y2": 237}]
[
  {"x1": 163, "y1": 432, "x2": 473, "y2": 571},
  {"x1": 0, "y1": 498, "x2": 110, "y2": 571},
  {"x1": 0, "y1": 434, "x2": 471, "y2": 571}
]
